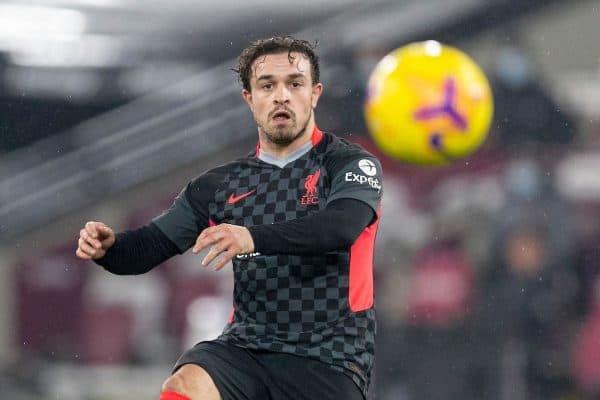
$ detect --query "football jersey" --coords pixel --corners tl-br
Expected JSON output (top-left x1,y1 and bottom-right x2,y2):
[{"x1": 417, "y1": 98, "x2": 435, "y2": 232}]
[{"x1": 153, "y1": 127, "x2": 383, "y2": 395}]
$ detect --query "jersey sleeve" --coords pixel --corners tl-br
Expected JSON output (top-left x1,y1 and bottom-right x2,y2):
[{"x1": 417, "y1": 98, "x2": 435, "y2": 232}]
[
  {"x1": 152, "y1": 173, "x2": 217, "y2": 253},
  {"x1": 326, "y1": 146, "x2": 383, "y2": 214}
]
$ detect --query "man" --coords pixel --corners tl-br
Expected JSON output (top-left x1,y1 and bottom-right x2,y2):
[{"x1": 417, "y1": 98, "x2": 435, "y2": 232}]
[{"x1": 76, "y1": 36, "x2": 382, "y2": 400}]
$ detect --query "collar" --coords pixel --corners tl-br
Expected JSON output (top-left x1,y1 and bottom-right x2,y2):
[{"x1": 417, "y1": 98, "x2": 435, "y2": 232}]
[{"x1": 255, "y1": 125, "x2": 323, "y2": 158}]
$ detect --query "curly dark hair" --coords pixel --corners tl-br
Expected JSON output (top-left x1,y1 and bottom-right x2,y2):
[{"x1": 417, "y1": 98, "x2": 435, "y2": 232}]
[{"x1": 235, "y1": 36, "x2": 320, "y2": 92}]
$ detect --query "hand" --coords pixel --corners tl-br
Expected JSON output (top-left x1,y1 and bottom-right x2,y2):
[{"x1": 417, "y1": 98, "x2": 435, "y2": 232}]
[
  {"x1": 192, "y1": 224, "x2": 254, "y2": 270},
  {"x1": 76, "y1": 221, "x2": 116, "y2": 260}
]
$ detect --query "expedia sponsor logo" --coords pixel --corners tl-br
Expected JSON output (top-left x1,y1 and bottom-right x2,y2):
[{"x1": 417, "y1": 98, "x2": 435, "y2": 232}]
[
  {"x1": 345, "y1": 171, "x2": 382, "y2": 191},
  {"x1": 358, "y1": 159, "x2": 377, "y2": 176}
]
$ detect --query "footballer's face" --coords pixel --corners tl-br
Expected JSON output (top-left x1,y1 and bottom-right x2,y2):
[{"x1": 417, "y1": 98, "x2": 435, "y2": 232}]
[{"x1": 242, "y1": 52, "x2": 323, "y2": 153}]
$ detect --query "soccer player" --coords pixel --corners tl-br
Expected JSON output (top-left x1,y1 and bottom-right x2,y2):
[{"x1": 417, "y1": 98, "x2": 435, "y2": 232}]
[{"x1": 76, "y1": 36, "x2": 383, "y2": 400}]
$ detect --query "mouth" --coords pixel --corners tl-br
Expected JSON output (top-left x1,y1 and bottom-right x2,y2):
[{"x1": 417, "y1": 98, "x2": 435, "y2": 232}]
[{"x1": 271, "y1": 109, "x2": 292, "y2": 122}]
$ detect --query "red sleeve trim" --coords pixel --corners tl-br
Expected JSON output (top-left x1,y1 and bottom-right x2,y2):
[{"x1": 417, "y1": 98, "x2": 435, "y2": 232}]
[
  {"x1": 227, "y1": 305, "x2": 235, "y2": 323},
  {"x1": 160, "y1": 391, "x2": 191, "y2": 400},
  {"x1": 348, "y1": 207, "x2": 380, "y2": 312}
]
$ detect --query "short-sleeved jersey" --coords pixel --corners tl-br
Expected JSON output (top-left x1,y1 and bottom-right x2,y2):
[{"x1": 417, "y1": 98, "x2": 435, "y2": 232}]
[{"x1": 153, "y1": 127, "x2": 382, "y2": 395}]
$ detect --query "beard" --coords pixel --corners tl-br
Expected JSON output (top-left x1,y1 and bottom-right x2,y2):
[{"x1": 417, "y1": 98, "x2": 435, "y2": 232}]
[{"x1": 257, "y1": 110, "x2": 311, "y2": 146}]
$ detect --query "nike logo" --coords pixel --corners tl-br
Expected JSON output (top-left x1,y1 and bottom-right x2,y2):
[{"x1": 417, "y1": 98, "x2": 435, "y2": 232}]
[{"x1": 228, "y1": 189, "x2": 256, "y2": 204}]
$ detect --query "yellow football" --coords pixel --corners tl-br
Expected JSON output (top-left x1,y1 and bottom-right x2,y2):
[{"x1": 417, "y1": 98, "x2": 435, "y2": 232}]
[{"x1": 364, "y1": 40, "x2": 493, "y2": 165}]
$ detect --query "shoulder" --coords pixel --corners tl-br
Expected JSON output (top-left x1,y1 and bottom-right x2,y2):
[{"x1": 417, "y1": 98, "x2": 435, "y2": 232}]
[
  {"x1": 319, "y1": 132, "x2": 381, "y2": 175},
  {"x1": 186, "y1": 156, "x2": 252, "y2": 200},
  {"x1": 188, "y1": 163, "x2": 228, "y2": 190}
]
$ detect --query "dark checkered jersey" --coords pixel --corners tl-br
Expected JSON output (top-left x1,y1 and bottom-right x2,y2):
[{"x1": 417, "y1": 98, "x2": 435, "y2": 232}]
[{"x1": 153, "y1": 127, "x2": 382, "y2": 395}]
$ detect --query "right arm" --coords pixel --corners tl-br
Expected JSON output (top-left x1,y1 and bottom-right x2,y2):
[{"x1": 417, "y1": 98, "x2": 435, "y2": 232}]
[
  {"x1": 76, "y1": 174, "x2": 216, "y2": 275},
  {"x1": 76, "y1": 220, "x2": 180, "y2": 275}
]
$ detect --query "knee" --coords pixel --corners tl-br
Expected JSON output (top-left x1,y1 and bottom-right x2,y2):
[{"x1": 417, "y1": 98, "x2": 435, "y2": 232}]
[
  {"x1": 161, "y1": 365, "x2": 220, "y2": 400},
  {"x1": 162, "y1": 373, "x2": 189, "y2": 395}
]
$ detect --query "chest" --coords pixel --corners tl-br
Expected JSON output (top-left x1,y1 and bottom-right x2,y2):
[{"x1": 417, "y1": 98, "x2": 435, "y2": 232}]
[{"x1": 209, "y1": 160, "x2": 330, "y2": 226}]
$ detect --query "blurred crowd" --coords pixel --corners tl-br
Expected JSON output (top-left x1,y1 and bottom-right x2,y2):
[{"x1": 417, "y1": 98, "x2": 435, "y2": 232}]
[
  {"x1": 6, "y1": 42, "x2": 600, "y2": 400},
  {"x1": 366, "y1": 45, "x2": 600, "y2": 400}
]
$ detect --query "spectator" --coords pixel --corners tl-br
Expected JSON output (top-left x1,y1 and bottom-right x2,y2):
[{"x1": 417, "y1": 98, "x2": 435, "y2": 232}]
[
  {"x1": 479, "y1": 218, "x2": 579, "y2": 399},
  {"x1": 491, "y1": 44, "x2": 576, "y2": 147}
]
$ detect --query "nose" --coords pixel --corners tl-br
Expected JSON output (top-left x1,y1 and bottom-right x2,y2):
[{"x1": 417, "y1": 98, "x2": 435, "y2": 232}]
[{"x1": 273, "y1": 85, "x2": 291, "y2": 105}]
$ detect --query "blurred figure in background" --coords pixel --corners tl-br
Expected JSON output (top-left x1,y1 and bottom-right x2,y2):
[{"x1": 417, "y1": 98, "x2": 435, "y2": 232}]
[
  {"x1": 393, "y1": 237, "x2": 492, "y2": 400},
  {"x1": 496, "y1": 158, "x2": 571, "y2": 259},
  {"x1": 491, "y1": 43, "x2": 576, "y2": 149},
  {"x1": 482, "y1": 224, "x2": 578, "y2": 399},
  {"x1": 16, "y1": 245, "x2": 89, "y2": 361},
  {"x1": 478, "y1": 159, "x2": 579, "y2": 400},
  {"x1": 570, "y1": 202, "x2": 600, "y2": 398},
  {"x1": 573, "y1": 276, "x2": 600, "y2": 399}
]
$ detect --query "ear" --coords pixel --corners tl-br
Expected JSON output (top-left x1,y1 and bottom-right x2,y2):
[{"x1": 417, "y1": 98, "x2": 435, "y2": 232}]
[
  {"x1": 242, "y1": 89, "x2": 253, "y2": 110},
  {"x1": 311, "y1": 83, "x2": 323, "y2": 109}
]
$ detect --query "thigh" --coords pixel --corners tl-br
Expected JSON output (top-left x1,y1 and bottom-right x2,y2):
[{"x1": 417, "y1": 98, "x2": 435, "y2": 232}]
[
  {"x1": 259, "y1": 352, "x2": 364, "y2": 400},
  {"x1": 174, "y1": 341, "x2": 269, "y2": 400}
]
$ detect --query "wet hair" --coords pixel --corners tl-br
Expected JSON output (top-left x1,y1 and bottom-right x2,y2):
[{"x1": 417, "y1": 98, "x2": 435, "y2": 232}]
[{"x1": 235, "y1": 36, "x2": 320, "y2": 92}]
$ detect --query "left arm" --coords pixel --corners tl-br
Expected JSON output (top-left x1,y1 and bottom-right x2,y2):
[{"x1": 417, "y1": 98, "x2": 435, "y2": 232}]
[
  {"x1": 193, "y1": 198, "x2": 374, "y2": 270},
  {"x1": 248, "y1": 198, "x2": 374, "y2": 255}
]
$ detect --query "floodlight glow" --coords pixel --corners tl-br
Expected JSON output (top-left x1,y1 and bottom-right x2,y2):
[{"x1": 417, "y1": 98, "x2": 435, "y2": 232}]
[{"x1": 0, "y1": 5, "x2": 87, "y2": 37}]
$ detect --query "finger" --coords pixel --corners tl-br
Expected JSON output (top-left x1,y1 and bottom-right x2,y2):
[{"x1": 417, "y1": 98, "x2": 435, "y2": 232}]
[
  {"x1": 80, "y1": 229, "x2": 102, "y2": 249},
  {"x1": 202, "y1": 244, "x2": 223, "y2": 266},
  {"x1": 197, "y1": 227, "x2": 214, "y2": 240},
  {"x1": 193, "y1": 231, "x2": 221, "y2": 253},
  {"x1": 213, "y1": 249, "x2": 236, "y2": 271},
  {"x1": 198, "y1": 225, "x2": 220, "y2": 239},
  {"x1": 78, "y1": 238, "x2": 97, "y2": 257},
  {"x1": 193, "y1": 237, "x2": 212, "y2": 254},
  {"x1": 85, "y1": 221, "x2": 99, "y2": 238},
  {"x1": 76, "y1": 248, "x2": 92, "y2": 260},
  {"x1": 78, "y1": 237, "x2": 95, "y2": 254},
  {"x1": 96, "y1": 224, "x2": 112, "y2": 236}
]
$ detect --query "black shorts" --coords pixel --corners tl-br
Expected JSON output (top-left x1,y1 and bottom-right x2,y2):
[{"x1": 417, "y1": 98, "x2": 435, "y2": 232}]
[{"x1": 173, "y1": 340, "x2": 364, "y2": 400}]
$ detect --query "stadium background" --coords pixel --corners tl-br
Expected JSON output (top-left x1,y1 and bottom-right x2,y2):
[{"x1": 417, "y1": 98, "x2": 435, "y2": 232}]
[{"x1": 1, "y1": 0, "x2": 600, "y2": 398}]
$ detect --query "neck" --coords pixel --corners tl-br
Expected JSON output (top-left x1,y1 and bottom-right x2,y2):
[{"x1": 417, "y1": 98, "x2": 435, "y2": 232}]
[{"x1": 258, "y1": 119, "x2": 316, "y2": 158}]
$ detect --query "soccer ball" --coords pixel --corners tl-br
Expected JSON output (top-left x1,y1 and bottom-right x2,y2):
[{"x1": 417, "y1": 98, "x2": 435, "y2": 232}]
[{"x1": 364, "y1": 41, "x2": 493, "y2": 165}]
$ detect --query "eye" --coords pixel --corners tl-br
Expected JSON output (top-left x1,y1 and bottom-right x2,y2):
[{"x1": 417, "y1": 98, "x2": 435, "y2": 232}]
[
  {"x1": 262, "y1": 83, "x2": 273, "y2": 90},
  {"x1": 291, "y1": 81, "x2": 302, "y2": 88}
]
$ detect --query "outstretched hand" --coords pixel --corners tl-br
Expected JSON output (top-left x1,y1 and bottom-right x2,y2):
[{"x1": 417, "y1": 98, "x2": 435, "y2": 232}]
[
  {"x1": 192, "y1": 224, "x2": 255, "y2": 270},
  {"x1": 76, "y1": 221, "x2": 116, "y2": 260}
]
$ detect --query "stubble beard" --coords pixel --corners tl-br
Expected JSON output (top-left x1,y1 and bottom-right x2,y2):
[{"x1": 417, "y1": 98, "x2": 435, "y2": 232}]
[{"x1": 258, "y1": 114, "x2": 311, "y2": 147}]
